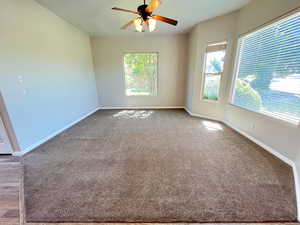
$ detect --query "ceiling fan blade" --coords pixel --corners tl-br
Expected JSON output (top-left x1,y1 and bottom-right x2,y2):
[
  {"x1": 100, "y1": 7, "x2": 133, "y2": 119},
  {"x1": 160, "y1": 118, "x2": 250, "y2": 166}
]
[
  {"x1": 152, "y1": 15, "x2": 178, "y2": 26},
  {"x1": 146, "y1": 0, "x2": 161, "y2": 13},
  {"x1": 112, "y1": 7, "x2": 139, "y2": 15},
  {"x1": 121, "y1": 19, "x2": 136, "y2": 29}
]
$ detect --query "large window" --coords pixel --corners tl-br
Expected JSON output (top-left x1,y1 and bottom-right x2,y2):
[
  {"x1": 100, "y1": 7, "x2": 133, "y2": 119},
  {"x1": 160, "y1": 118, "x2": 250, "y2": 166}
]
[
  {"x1": 202, "y1": 42, "x2": 227, "y2": 101},
  {"x1": 124, "y1": 53, "x2": 158, "y2": 96},
  {"x1": 231, "y1": 11, "x2": 300, "y2": 124}
]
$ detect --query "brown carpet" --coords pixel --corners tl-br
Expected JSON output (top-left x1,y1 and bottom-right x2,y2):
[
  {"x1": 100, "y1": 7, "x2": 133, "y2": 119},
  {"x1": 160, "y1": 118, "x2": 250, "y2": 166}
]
[{"x1": 23, "y1": 109, "x2": 297, "y2": 223}]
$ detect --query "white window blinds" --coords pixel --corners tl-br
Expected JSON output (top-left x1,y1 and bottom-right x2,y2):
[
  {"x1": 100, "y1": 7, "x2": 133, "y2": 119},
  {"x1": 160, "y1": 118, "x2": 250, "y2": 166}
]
[{"x1": 231, "y1": 11, "x2": 300, "y2": 124}]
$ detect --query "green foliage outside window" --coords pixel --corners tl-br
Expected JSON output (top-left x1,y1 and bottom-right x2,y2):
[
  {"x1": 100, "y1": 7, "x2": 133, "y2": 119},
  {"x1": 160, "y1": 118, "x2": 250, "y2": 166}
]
[
  {"x1": 203, "y1": 75, "x2": 221, "y2": 100},
  {"x1": 203, "y1": 48, "x2": 226, "y2": 101},
  {"x1": 234, "y1": 79, "x2": 262, "y2": 111},
  {"x1": 124, "y1": 53, "x2": 158, "y2": 96}
]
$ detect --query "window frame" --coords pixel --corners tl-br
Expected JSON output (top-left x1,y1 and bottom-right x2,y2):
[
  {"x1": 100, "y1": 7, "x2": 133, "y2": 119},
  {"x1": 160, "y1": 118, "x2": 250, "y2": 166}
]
[
  {"x1": 200, "y1": 41, "x2": 228, "y2": 102},
  {"x1": 229, "y1": 9, "x2": 300, "y2": 126},
  {"x1": 123, "y1": 52, "x2": 159, "y2": 97}
]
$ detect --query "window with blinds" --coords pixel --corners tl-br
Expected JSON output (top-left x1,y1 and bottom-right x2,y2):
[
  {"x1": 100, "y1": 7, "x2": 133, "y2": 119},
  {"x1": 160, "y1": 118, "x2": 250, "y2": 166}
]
[
  {"x1": 202, "y1": 42, "x2": 227, "y2": 101},
  {"x1": 231, "y1": 11, "x2": 300, "y2": 124}
]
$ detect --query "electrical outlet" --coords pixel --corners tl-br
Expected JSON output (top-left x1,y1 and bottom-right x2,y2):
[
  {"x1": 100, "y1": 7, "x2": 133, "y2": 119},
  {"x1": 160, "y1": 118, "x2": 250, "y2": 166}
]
[{"x1": 251, "y1": 123, "x2": 255, "y2": 130}]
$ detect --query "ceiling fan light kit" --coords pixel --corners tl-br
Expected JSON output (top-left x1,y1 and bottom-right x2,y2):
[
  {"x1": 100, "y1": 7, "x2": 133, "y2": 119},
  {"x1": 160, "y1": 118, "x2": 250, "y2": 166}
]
[
  {"x1": 148, "y1": 18, "x2": 157, "y2": 32},
  {"x1": 112, "y1": 0, "x2": 178, "y2": 33},
  {"x1": 134, "y1": 17, "x2": 144, "y2": 32}
]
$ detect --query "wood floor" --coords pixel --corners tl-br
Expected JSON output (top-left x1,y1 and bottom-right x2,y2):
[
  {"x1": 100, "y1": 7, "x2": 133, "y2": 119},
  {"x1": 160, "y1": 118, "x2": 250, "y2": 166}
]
[
  {"x1": 0, "y1": 155, "x2": 299, "y2": 225},
  {"x1": 0, "y1": 156, "x2": 21, "y2": 225}
]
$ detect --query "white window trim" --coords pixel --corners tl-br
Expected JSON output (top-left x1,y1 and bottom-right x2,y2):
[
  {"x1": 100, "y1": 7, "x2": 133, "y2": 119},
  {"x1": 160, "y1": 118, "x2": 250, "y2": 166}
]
[
  {"x1": 229, "y1": 39, "x2": 243, "y2": 104},
  {"x1": 200, "y1": 52, "x2": 217, "y2": 103},
  {"x1": 229, "y1": 103, "x2": 300, "y2": 128},
  {"x1": 229, "y1": 10, "x2": 300, "y2": 126},
  {"x1": 123, "y1": 52, "x2": 159, "y2": 97},
  {"x1": 200, "y1": 41, "x2": 227, "y2": 103}
]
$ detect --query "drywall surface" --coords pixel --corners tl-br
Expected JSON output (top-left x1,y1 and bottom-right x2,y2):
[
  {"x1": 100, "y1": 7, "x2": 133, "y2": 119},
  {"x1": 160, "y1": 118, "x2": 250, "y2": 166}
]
[
  {"x1": 0, "y1": 0, "x2": 98, "y2": 151},
  {"x1": 186, "y1": 12, "x2": 238, "y2": 120},
  {"x1": 235, "y1": 0, "x2": 300, "y2": 36},
  {"x1": 91, "y1": 35, "x2": 188, "y2": 108},
  {"x1": 224, "y1": 0, "x2": 300, "y2": 160}
]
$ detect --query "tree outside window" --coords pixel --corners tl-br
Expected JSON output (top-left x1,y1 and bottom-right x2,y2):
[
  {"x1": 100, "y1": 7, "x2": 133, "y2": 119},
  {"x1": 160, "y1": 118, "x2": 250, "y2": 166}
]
[{"x1": 124, "y1": 53, "x2": 158, "y2": 96}]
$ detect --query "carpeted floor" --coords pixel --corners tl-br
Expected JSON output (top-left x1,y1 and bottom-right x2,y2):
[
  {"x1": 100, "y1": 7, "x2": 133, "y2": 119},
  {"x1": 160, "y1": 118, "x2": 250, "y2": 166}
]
[{"x1": 23, "y1": 109, "x2": 297, "y2": 223}]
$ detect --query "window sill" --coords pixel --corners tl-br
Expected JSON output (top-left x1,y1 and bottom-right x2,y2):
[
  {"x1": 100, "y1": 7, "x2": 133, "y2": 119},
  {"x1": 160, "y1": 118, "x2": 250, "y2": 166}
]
[
  {"x1": 126, "y1": 95, "x2": 157, "y2": 97},
  {"x1": 228, "y1": 103, "x2": 300, "y2": 128},
  {"x1": 201, "y1": 99, "x2": 219, "y2": 104}
]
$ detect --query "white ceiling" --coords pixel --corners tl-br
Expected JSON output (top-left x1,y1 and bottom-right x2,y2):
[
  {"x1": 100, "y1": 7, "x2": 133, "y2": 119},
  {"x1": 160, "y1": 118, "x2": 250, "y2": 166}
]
[{"x1": 35, "y1": 0, "x2": 251, "y2": 36}]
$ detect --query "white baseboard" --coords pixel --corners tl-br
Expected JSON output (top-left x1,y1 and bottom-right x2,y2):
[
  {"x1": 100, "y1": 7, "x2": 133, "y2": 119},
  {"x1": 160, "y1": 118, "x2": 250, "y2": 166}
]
[
  {"x1": 101, "y1": 106, "x2": 185, "y2": 110},
  {"x1": 184, "y1": 107, "x2": 221, "y2": 121},
  {"x1": 223, "y1": 120, "x2": 294, "y2": 166},
  {"x1": 184, "y1": 107, "x2": 294, "y2": 165},
  {"x1": 223, "y1": 120, "x2": 300, "y2": 221},
  {"x1": 13, "y1": 107, "x2": 100, "y2": 157}
]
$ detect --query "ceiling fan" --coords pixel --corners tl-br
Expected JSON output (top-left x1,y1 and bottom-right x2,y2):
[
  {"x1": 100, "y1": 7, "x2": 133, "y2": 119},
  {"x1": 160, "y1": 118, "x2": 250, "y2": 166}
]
[{"x1": 112, "y1": 0, "x2": 178, "y2": 32}]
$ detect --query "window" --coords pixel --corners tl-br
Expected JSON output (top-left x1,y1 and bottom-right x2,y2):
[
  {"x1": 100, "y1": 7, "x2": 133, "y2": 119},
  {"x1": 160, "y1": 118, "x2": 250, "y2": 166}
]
[
  {"x1": 202, "y1": 42, "x2": 227, "y2": 101},
  {"x1": 124, "y1": 53, "x2": 158, "y2": 96},
  {"x1": 231, "y1": 11, "x2": 300, "y2": 124}
]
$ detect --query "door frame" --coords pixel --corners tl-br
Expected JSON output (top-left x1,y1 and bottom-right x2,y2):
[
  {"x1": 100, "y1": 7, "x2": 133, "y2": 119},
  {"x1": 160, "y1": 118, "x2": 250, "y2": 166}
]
[
  {"x1": 0, "y1": 115, "x2": 13, "y2": 154},
  {"x1": 0, "y1": 92, "x2": 20, "y2": 154}
]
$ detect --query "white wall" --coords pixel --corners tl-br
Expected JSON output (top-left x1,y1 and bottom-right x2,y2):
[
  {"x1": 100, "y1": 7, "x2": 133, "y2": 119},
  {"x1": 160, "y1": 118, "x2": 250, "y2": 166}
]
[
  {"x1": 0, "y1": 0, "x2": 98, "y2": 152},
  {"x1": 91, "y1": 35, "x2": 188, "y2": 108}
]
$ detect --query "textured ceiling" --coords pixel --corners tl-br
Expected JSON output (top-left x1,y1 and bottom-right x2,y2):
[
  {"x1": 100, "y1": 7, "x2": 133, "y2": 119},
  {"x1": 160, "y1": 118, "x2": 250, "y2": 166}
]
[{"x1": 35, "y1": 0, "x2": 251, "y2": 36}]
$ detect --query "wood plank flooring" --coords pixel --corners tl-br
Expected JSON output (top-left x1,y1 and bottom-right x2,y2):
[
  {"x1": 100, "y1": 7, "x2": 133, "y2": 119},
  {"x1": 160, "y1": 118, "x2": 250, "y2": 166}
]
[
  {"x1": 0, "y1": 155, "x2": 299, "y2": 225},
  {"x1": 0, "y1": 156, "x2": 21, "y2": 225},
  {"x1": 22, "y1": 223, "x2": 300, "y2": 225}
]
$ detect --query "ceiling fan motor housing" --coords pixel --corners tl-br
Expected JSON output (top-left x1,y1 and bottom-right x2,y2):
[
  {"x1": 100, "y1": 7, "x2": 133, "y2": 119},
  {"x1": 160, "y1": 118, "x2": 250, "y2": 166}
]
[
  {"x1": 112, "y1": 0, "x2": 178, "y2": 31},
  {"x1": 138, "y1": 4, "x2": 151, "y2": 21}
]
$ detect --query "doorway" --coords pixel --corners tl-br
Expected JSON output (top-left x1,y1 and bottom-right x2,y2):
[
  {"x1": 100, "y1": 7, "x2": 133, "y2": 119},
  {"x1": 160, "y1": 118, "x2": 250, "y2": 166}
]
[
  {"x1": 0, "y1": 92, "x2": 18, "y2": 154},
  {"x1": 0, "y1": 115, "x2": 13, "y2": 154}
]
